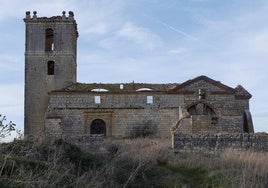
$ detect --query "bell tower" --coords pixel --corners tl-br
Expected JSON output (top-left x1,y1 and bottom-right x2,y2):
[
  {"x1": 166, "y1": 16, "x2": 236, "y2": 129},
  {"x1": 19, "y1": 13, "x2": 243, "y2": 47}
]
[{"x1": 24, "y1": 11, "x2": 78, "y2": 136}]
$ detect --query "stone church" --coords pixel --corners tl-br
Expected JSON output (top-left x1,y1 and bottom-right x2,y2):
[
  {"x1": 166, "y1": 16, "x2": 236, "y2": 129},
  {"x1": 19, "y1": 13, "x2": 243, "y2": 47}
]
[{"x1": 24, "y1": 11, "x2": 254, "y2": 139}]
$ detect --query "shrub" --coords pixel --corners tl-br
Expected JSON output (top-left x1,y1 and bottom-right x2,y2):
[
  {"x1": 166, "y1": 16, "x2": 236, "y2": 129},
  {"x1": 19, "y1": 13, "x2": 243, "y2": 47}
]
[
  {"x1": 0, "y1": 115, "x2": 16, "y2": 142},
  {"x1": 55, "y1": 139, "x2": 103, "y2": 173}
]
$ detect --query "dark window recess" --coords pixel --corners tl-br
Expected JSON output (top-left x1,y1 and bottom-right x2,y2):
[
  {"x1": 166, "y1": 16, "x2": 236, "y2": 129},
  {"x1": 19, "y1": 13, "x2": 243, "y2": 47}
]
[
  {"x1": 90, "y1": 119, "x2": 106, "y2": 136},
  {"x1": 45, "y1": 28, "x2": 54, "y2": 52},
  {"x1": 47, "y1": 61, "x2": 55, "y2": 75},
  {"x1": 243, "y1": 112, "x2": 249, "y2": 133}
]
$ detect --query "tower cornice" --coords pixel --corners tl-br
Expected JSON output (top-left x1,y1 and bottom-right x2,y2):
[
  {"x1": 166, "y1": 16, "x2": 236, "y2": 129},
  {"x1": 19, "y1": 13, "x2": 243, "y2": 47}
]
[{"x1": 24, "y1": 11, "x2": 78, "y2": 37}]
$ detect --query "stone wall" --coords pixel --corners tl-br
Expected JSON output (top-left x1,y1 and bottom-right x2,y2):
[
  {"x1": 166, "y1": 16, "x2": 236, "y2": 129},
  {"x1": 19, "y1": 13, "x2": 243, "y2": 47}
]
[
  {"x1": 46, "y1": 93, "x2": 183, "y2": 138},
  {"x1": 24, "y1": 12, "x2": 78, "y2": 136},
  {"x1": 46, "y1": 108, "x2": 181, "y2": 138},
  {"x1": 46, "y1": 88, "x2": 251, "y2": 138},
  {"x1": 45, "y1": 75, "x2": 253, "y2": 138},
  {"x1": 48, "y1": 93, "x2": 183, "y2": 109},
  {"x1": 172, "y1": 133, "x2": 268, "y2": 152},
  {"x1": 184, "y1": 94, "x2": 249, "y2": 133}
]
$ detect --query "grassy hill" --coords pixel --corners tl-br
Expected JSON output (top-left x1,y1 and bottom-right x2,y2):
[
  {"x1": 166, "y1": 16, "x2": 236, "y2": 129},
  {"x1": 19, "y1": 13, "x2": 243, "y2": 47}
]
[{"x1": 0, "y1": 138, "x2": 267, "y2": 187}]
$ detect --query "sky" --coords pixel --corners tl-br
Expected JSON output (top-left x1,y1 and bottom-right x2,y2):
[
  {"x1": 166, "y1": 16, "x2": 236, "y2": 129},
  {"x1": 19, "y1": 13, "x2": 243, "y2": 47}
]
[{"x1": 0, "y1": 0, "x2": 268, "y2": 135}]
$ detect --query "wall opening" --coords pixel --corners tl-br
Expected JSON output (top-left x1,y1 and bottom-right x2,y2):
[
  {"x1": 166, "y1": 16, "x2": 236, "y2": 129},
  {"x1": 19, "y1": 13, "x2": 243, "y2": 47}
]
[
  {"x1": 45, "y1": 28, "x2": 54, "y2": 52},
  {"x1": 198, "y1": 89, "x2": 206, "y2": 99},
  {"x1": 90, "y1": 119, "x2": 106, "y2": 136},
  {"x1": 243, "y1": 110, "x2": 254, "y2": 133},
  {"x1": 94, "y1": 96, "x2": 101, "y2": 104},
  {"x1": 47, "y1": 61, "x2": 55, "y2": 75},
  {"x1": 243, "y1": 112, "x2": 250, "y2": 133},
  {"x1": 147, "y1": 96, "x2": 153, "y2": 104}
]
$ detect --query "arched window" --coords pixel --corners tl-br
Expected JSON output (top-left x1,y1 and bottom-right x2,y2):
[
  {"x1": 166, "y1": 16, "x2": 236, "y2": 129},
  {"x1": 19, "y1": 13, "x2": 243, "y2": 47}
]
[
  {"x1": 45, "y1": 28, "x2": 54, "y2": 52},
  {"x1": 47, "y1": 61, "x2": 55, "y2": 75}
]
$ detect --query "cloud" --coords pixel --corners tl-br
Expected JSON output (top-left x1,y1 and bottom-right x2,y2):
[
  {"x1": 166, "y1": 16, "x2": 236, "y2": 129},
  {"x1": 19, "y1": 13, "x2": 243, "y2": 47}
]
[
  {"x1": 143, "y1": 14, "x2": 198, "y2": 41},
  {"x1": 83, "y1": 22, "x2": 110, "y2": 35},
  {"x1": 168, "y1": 47, "x2": 188, "y2": 54},
  {"x1": 116, "y1": 22, "x2": 163, "y2": 50},
  {"x1": 247, "y1": 30, "x2": 268, "y2": 53},
  {"x1": 154, "y1": 19, "x2": 197, "y2": 41},
  {"x1": 0, "y1": 84, "x2": 24, "y2": 131},
  {"x1": 0, "y1": 84, "x2": 23, "y2": 106},
  {"x1": 0, "y1": 55, "x2": 21, "y2": 71}
]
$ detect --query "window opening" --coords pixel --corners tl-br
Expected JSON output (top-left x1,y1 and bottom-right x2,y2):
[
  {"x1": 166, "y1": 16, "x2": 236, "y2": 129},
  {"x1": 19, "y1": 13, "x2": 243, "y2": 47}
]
[
  {"x1": 120, "y1": 84, "x2": 124, "y2": 89},
  {"x1": 51, "y1": 43, "x2": 55, "y2": 51},
  {"x1": 94, "y1": 96, "x2": 101, "y2": 104},
  {"x1": 45, "y1": 28, "x2": 54, "y2": 52},
  {"x1": 47, "y1": 61, "x2": 55, "y2": 75},
  {"x1": 198, "y1": 89, "x2": 205, "y2": 99},
  {"x1": 147, "y1": 96, "x2": 153, "y2": 104},
  {"x1": 243, "y1": 112, "x2": 249, "y2": 133}
]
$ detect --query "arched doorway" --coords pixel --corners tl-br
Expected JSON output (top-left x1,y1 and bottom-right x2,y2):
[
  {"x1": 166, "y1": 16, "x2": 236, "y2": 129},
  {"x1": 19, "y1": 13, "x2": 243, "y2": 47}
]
[{"x1": 90, "y1": 119, "x2": 106, "y2": 136}]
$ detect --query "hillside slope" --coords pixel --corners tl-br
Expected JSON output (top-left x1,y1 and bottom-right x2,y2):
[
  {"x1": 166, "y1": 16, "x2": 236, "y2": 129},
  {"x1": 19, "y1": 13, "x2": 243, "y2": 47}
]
[{"x1": 0, "y1": 138, "x2": 267, "y2": 187}]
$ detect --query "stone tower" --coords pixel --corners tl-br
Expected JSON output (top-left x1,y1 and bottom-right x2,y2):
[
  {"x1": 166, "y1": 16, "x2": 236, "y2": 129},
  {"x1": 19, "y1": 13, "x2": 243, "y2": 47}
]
[{"x1": 24, "y1": 11, "x2": 78, "y2": 136}]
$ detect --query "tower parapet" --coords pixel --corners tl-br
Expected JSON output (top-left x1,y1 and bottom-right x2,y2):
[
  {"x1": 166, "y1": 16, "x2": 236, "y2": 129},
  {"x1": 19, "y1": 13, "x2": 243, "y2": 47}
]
[{"x1": 24, "y1": 11, "x2": 78, "y2": 37}]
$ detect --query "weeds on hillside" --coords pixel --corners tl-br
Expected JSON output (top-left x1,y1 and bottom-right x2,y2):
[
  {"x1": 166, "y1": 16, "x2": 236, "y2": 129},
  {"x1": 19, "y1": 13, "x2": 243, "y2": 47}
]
[{"x1": 0, "y1": 138, "x2": 267, "y2": 187}]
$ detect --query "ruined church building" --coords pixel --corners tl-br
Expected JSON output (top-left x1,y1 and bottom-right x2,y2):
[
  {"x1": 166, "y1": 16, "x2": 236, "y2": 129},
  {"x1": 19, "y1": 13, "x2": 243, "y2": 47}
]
[{"x1": 24, "y1": 11, "x2": 254, "y2": 139}]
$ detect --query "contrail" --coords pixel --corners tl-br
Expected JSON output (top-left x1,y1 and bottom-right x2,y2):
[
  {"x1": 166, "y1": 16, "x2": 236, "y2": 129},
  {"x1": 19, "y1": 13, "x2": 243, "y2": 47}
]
[{"x1": 144, "y1": 14, "x2": 197, "y2": 41}]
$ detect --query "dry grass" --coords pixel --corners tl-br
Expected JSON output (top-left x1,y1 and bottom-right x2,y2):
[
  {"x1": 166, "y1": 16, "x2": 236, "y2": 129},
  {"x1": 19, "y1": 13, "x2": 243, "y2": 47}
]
[
  {"x1": 0, "y1": 138, "x2": 267, "y2": 187},
  {"x1": 108, "y1": 138, "x2": 268, "y2": 187},
  {"x1": 222, "y1": 149, "x2": 268, "y2": 187},
  {"x1": 111, "y1": 137, "x2": 170, "y2": 163}
]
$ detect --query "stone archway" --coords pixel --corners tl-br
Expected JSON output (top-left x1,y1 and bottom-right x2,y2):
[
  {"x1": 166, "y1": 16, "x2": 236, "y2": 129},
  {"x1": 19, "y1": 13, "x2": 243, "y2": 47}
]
[
  {"x1": 186, "y1": 102, "x2": 218, "y2": 133},
  {"x1": 187, "y1": 102, "x2": 216, "y2": 116},
  {"x1": 90, "y1": 119, "x2": 106, "y2": 136}
]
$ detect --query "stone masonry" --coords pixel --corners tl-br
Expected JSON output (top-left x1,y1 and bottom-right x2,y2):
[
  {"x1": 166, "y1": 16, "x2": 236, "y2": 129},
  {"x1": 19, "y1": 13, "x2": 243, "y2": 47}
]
[
  {"x1": 172, "y1": 133, "x2": 268, "y2": 152},
  {"x1": 24, "y1": 11, "x2": 254, "y2": 140}
]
